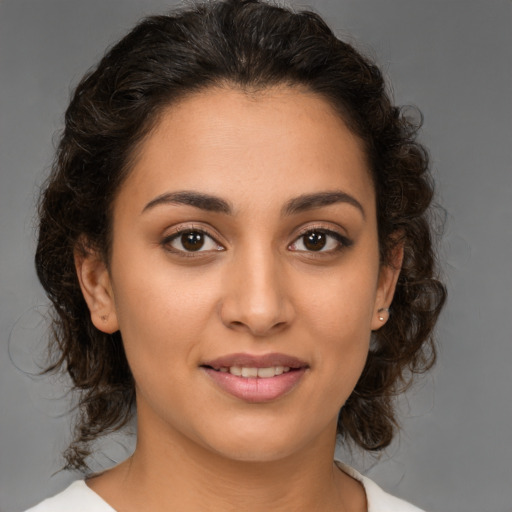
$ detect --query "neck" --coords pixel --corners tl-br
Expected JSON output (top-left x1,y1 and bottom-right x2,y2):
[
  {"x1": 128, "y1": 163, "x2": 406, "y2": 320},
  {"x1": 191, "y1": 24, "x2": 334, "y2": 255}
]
[{"x1": 87, "y1": 410, "x2": 364, "y2": 512}]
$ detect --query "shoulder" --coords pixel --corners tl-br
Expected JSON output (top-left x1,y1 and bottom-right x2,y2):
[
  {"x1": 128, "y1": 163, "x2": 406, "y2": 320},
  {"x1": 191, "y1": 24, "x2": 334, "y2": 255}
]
[
  {"x1": 24, "y1": 480, "x2": 116, "y2": 512},
  {"x1": 336, "y1": 461, "x2": 426, "y2": 512},
  {"x1": 26, "y1": 466, "x2": 426, "y2": 512}
]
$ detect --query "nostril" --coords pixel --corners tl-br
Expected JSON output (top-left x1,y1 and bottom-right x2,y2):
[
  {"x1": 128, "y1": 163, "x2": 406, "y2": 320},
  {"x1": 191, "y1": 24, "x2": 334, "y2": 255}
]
[{"x1": 219, "y1": 293, "x2": 294, "y2": 336}]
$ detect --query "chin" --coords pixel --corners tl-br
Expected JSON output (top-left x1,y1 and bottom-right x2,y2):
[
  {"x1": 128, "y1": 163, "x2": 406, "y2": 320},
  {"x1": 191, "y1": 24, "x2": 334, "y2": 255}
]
[
  {"x1": 198, "y1": 422, "x2": 316, "y2": 464},
  {"x1": 211, "y1": 443, "x2": 299, "y2": 464}
]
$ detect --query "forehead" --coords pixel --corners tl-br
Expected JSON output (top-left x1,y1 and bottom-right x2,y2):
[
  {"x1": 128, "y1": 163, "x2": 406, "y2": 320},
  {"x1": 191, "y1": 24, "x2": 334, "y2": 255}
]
[{"x1": 117, "y1": 86, "x2": 375, "y2": 216}]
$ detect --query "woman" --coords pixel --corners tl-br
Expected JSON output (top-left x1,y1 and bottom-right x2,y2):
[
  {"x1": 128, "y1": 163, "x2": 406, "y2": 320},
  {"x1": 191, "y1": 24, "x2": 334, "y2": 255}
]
[{"x1": 27, "y1": 0, "x2": 445, "y2": 510}]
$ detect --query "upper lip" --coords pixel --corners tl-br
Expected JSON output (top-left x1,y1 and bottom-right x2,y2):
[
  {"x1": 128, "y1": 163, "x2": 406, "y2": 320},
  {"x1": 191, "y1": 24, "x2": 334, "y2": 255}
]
[{"x1": 201, "y1": 353, "x2": 308, "y2": 370}]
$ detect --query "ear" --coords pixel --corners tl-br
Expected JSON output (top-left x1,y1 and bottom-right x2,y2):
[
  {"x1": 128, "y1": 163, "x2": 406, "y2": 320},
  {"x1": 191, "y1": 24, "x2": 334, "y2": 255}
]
[
  {"x1": 74, "y1": 244, "x2": 119, "y2": 334},
  {"x1": 371, "y1": 240, "x2": 404, "y2": 331}
]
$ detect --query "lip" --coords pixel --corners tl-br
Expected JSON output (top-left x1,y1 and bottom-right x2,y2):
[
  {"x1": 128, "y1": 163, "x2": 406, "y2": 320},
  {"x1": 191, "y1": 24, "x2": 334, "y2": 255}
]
[
  {"x1": 202, "y1": 352, "x2": 308, "y2": 369},
  {"x1": 201, "y1": 352, "x2": 309, "y2": 403}
]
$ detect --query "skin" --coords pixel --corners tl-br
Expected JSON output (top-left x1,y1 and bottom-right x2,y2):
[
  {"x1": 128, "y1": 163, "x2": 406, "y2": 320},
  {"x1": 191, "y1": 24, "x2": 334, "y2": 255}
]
[{"x1": 76, "y1": 86, "x2": 402, "y2": 512}]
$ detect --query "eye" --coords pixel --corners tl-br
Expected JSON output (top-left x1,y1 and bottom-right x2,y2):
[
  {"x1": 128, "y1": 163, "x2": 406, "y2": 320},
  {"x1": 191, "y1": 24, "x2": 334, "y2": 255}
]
[
  {"x1": 288, "y1": 229, "x2": 350, "y2": 253},
  {"x1": 163, "y1": 229, "x2": 224, "y2": 254}
]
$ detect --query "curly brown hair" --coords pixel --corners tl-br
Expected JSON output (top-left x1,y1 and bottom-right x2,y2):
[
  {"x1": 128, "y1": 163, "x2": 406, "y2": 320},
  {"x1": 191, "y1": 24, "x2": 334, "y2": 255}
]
[{"x1": 35, "y1": 0, "x2": 446, "y2": 471}]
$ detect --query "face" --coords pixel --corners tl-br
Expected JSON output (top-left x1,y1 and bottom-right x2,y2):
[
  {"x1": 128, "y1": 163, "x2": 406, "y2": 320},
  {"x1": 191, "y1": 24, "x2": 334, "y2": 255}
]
[{"x1": 78, "y1": 86, "x2": 399, "y2": 463}]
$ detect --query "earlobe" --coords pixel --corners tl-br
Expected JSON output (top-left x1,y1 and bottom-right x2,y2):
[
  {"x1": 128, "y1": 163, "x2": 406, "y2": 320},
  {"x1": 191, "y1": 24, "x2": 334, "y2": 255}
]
[
  {"x1": 74, "y1": 245, "x2": 119, "y2": 334},
  {"x1": 371, "y1": 241, "x2": 404, "y2": 331}
]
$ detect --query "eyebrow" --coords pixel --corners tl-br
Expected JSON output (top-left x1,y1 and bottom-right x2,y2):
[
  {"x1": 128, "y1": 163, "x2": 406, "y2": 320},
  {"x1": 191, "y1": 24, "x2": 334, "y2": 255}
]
[
  {"x1": 141, "y1": 189, "x2": 365, "y2": 218},
  {"x1": 142, "y1": 191, "x2": 232, "y2": 215},
  {"x1": 282, "y1": 191, "x2": 365, "y2": 219}
]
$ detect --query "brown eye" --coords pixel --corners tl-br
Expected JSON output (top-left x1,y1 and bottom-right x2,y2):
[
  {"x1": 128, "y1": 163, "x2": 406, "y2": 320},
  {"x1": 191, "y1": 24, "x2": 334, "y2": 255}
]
[
  {"x1": 164, "y1": 229, "x2": 224, "y2": 254},
  {"x1": 181, "y1": 231, "x2": 205, "y2": 251},
  {"x1": 288, "y1": 229, "x2": 351, "y2": 253},
  {"x1": 303, "y1": 231, "x2": 326, "y2": 251}
]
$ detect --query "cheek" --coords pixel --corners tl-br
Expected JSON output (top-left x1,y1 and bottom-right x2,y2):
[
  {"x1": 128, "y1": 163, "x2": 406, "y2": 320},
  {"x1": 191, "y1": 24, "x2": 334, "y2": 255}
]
[
  {"x1": 311, "y1": 299, "x2": 372, "y2": 386},
  {"x1": 297, "y1": 262, "x2": 379, "y2": 337},
  {"x1": 109, "y1": 251, "x2": 223, "y2": 368},
  {"x1": 294, "y1": 258, "x2": 379, "y2": 398}
]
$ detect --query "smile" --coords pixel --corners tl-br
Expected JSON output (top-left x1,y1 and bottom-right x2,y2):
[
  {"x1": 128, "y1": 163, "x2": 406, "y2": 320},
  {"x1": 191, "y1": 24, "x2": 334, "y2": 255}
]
[
  {"x1": 201, "y1": 353, "x2": 308, "y2": 403},
  {"x1": 212, "y1": 366, "x2": 291, "y2": 378}
]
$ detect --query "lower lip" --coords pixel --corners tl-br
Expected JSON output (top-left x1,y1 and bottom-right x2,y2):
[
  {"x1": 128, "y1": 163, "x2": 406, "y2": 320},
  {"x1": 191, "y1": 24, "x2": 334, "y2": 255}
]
[{"x1": 202, "y1": 368, "x2": 306, "y2": 403}]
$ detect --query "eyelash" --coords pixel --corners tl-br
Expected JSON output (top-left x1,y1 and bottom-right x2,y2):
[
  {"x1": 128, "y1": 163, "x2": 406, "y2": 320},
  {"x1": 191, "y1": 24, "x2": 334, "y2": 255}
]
[
  {"x1": 289, "y1": 227, "x2": 353, "y2": 254},
  {"x1": 160, "y1": 225, "x2": 352, "y2": 257},
  {"x1": 161, "y1": 226, "x2": 224, "y2": 257}
]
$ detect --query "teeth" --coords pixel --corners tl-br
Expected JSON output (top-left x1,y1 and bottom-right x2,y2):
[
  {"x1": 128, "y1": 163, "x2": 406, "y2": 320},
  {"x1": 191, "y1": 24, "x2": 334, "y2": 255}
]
[
  {"x1": 257, "y1": 367, "x2": 277, "y2": 378},
  {"x1": 229, "y1": 366, "x2": 242, "y2": 376},
  {"x1": 218, "y1": 366, "x2": 292, "y2": 378},
  {"x1": 241, "y1": 367, "x2": 258, "y2": 378}
]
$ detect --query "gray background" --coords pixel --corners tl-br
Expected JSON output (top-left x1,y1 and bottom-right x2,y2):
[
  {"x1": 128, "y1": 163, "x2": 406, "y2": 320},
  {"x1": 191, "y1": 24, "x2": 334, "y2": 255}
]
[{"x1": 1, "y1": 1, "x2": 511, "y2": 511}]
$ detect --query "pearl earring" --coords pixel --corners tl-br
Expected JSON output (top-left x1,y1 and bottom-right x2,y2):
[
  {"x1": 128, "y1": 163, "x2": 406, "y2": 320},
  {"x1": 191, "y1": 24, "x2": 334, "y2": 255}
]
[{"x1": 377, "y1": 307, "x2": 390, "y2": 321}]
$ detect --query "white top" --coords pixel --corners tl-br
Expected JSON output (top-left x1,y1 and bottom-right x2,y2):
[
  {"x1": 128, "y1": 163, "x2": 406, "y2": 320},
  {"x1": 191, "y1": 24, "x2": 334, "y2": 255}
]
[{"x1": 25, "y1": 462, "x2": 425, "y2": 512}]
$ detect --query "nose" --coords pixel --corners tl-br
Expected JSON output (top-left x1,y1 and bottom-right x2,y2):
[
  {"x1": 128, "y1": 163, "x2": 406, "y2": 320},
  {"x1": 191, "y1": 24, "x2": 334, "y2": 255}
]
[{"x1": 219, "y1": 246, "x2": 295, "y2": 337}]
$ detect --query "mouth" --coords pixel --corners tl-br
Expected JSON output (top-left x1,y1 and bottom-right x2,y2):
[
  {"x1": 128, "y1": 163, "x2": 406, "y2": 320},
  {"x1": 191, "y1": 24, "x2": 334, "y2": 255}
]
[
  {"x1": 200, "y1": 353, "x2": 308, "y2": 403},
  {"x1": 201, "y1": 352, "x2": 308, "y2": 377},
  {"x1": 203, "y1": 365, "x2": 295, "y2": 379}
]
